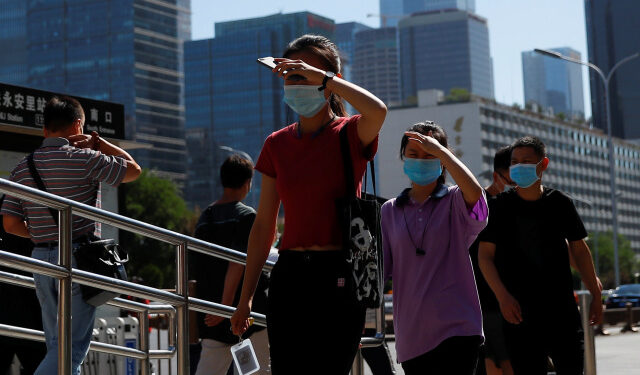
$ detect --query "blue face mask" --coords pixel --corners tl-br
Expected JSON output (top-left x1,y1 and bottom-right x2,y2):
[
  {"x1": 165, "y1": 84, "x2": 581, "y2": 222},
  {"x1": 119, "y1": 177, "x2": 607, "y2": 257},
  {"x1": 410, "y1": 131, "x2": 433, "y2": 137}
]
[
  {"x1": 403, "y1": 158, "x2": 442, "y2": 186},
  {"x1": 509, "y1": 161, "x2": 542, "y2": 188},
  {"x1": 283, "y1": 85, "x2": 327, "y2": 118}
]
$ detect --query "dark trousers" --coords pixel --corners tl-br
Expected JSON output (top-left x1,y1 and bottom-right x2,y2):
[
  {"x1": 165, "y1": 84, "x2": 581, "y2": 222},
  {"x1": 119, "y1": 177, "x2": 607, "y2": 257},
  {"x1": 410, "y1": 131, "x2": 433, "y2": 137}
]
[
  {"x1": 504, "y1": 316, "x2": 583, "y2": 375},
  {"x1": 0, "y1": 283, "x2": 46, "y2": 374},
  {"x1": 267, "y1": 250, "x2": 366, "y2": 375},
  {"x1": 401, "y1": 335, "x2": 482, "y2": 375}
]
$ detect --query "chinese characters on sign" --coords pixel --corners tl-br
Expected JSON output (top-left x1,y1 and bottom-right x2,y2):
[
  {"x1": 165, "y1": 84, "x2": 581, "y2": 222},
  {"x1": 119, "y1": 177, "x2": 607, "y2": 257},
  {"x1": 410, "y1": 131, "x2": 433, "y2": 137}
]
[{"x1": 0, "y1": 82, "x2": 125, "y2": 139}]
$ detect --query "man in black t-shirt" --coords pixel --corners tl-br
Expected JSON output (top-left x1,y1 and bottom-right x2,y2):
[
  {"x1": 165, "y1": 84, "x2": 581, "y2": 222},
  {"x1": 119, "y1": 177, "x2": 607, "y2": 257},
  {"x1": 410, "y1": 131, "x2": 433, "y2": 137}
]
[
  {"x1": 478, "y1": 136, "x2": 602, "y2": 375},
  {"x1": 469, "y1": 146, "x2": 514, "y2": 375},
  {"x1": 190, "y1": 155, "x2": 270, "y2": 375}
]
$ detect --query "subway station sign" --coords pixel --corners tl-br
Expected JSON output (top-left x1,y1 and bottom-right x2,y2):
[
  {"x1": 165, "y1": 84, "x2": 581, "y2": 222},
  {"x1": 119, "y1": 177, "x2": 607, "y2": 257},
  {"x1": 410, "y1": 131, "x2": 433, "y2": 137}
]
[{"x1": 0, "y1": 82, "x2": 125, "y2": 139}]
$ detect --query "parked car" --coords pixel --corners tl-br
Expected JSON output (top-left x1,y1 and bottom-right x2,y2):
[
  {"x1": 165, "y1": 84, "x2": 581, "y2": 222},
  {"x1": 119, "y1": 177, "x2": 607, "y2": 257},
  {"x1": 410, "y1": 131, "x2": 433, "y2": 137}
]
[{"x1": 605, "y1": 284, "x2": 640, "y2": 309}]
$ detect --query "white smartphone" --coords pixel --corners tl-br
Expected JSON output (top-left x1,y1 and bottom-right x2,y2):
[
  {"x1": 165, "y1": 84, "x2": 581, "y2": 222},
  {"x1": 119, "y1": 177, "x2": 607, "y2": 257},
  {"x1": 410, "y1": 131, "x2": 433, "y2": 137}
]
[
  {"x1": 257, "y1": 56, "x2": 277, "y2": 69},
  {"x1": 257, "y1": 56, "x2": 306, "y2": 81}
]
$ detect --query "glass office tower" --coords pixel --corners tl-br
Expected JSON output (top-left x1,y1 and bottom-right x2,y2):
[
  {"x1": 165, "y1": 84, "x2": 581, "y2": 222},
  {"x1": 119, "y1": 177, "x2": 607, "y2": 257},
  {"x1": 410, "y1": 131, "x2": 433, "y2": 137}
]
[
  {"x1": 585, "y1": 0, "x2": 640, "y2": 139},
  {"x1": 185, "y1": 12, "x2": 334, "y2": 209},
  {"x1": 522, "y1": 47, "x2": 585, "y2": 119},
  {"x1": 399, "y1": 9, "x2": 494, "y2": 103},
  {"x1": 0, "y1": 0, "x2": 190, "y2": 184},
  {"x1": 353, "y1": 27, "x2": 401, "y2": 107}
]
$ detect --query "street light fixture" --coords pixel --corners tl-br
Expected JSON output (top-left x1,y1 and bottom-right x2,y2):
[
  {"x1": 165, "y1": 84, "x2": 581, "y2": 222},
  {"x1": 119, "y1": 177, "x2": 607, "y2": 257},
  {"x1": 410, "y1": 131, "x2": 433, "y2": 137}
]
[
  {"x1": 534, "y1": 48, "x2": 640, "y2": 286},
  {"x1": 219, "y1": 146, "x2": 253, "y2": 163}
]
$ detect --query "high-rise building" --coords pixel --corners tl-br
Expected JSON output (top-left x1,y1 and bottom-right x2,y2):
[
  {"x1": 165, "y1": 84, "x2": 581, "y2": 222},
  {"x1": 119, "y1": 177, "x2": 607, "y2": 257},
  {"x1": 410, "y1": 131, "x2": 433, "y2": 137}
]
[
  {"x1": 379, "y1": 90, "x2": 640, "y2": 253},
  {"x1": 335, "y1": 22, "x2": 372, "y2": 83},
  {"x1": 404, "y1": 0, "x2": 475, "y2": 14},
  {"x1": 585, "y1": 0, "x2": 640, "y2": 140},
  {"x1": 352, "y1": 27, "x2": 401, "y2": 107},
  {"x1": 398, "y1": 9, "x2": 494, "y2": 104},
  {"x1": 522, "y1": 47, "x2": 585, "y2": 119},
  {"x1": 379, "y1": 0, "x2": 405, "y2": 27},
  {"x1": 0, "y1": 0, "x2": 190, "y2": 184},
  {"x1": 184, "y1": 12, "x2": 334, "y2": 209},
  {"x1": 0, "y1": 0, "x2": 27, "y2": 85}
]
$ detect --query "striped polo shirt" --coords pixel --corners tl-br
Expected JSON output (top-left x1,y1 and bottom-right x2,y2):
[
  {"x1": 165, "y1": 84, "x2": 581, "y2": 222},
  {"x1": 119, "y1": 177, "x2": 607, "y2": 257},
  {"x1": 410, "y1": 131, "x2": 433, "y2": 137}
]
[{"x1": 0, "y1": 137, "x2": 128, "y2": 244}]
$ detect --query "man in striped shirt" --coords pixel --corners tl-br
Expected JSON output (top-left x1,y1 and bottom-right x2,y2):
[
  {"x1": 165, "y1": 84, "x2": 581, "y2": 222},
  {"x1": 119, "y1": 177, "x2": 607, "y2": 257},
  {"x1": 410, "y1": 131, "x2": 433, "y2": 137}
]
[{"x1": 1, "y1": 96, "x2": 141, "y2": 375}]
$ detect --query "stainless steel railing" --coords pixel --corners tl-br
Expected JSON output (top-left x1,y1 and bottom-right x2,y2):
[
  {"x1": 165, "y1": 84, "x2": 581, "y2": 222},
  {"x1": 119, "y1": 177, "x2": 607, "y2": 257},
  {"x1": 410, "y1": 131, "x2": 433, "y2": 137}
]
[{"x1": 0, "y1": 177, "x2": 385, "y2": 374}]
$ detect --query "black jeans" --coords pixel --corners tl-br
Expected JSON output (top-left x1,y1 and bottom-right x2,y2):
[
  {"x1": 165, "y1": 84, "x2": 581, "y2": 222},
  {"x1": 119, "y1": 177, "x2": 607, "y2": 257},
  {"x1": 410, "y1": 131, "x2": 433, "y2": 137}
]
[
  {"x1": 267, "y1": 250, "x2": 366, "y2": 375},
  {"x1": 401, "y1": 335, "x2": 482, "y2": 375}
]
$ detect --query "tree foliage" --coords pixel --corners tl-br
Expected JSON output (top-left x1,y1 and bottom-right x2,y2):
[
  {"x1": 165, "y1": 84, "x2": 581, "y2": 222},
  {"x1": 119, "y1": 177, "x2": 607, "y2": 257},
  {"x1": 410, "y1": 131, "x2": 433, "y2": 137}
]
[
  {"x1": 444, "y1": 87, "x2": 471, "y2": 103},
  {"x1": 586, "y1": 231, "x2": 640, "y2": 289},
  {"x1": 119, "y1": 169, "x2": 197, "y2": 289}
]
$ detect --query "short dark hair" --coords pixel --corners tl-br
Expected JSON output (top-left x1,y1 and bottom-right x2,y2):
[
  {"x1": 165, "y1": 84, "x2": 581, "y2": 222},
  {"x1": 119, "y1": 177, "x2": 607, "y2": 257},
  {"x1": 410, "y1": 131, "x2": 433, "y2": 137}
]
[
  {"x1": 511, "y1": 136, "x2": 546, "y2": 159},
  {"x1": 44, "y1": 96, "x2": 84, "y2": 133},
  {"x1": 220, "y1": 155, "x2": 254, "y2": 189},
  {"x1": 493, "y1": 145, "x2": 512, "y2": 172},
  {"x1": 399, "y1": 121, "x2": 449, "y2": 185}
]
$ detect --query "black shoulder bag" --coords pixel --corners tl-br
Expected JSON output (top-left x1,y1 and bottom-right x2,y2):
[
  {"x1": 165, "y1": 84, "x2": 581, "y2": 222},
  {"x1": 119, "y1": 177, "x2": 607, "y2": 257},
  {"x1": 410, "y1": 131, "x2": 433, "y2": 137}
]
[
  {"x1": 336, "y1": 124, "x2": 383, "y2": 308},
  {"x1": 27, "y1": 153, "x2": 129, "y2": 306}
]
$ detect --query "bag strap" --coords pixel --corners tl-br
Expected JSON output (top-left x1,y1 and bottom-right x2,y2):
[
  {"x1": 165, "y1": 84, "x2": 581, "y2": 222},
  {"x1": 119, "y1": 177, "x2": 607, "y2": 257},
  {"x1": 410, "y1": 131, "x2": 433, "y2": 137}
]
[
  {"x1": 339, "y1": 122, "x2": 378, "y2": 199},
  {"x1": 339, "y1": 123, "x2": 356, "y2": 199},
  {"x1": 27, "y1": 152, "x2": 59, "y2": 226}
]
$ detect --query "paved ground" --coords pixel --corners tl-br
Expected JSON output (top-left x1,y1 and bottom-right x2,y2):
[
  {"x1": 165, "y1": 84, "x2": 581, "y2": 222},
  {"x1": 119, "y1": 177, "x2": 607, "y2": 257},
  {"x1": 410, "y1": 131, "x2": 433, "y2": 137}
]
[{"x1": 364, "y1": 325, "x2": 640, "y2": 375}]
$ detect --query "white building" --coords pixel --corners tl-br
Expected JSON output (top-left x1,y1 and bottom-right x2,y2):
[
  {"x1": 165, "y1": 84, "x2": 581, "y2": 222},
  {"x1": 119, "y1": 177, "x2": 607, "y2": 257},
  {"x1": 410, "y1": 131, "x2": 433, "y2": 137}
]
[{"x1": 379, "y1": 90, "x2": 640, "y2": 252}]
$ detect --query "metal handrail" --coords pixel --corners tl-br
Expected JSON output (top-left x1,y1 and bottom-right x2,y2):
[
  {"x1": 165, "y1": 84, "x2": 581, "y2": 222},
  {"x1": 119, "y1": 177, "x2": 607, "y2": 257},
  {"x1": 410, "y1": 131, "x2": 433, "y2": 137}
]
[
  {"x1": 0, "y1": 177, "x2": 271, "y2": 374},
  {"x1": 0, "y1": 177, "x2": 384, "y2": 374}
]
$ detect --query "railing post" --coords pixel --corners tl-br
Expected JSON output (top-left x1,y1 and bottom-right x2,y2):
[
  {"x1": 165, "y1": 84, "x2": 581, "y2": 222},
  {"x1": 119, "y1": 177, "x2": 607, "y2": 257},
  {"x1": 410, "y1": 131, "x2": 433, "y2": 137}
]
[
  {"x1": 578, "y1": 291, "x2": 596, "y2": 375},
  {"x1": 140, "y1": 309, "x2": 150, "y2": 375},
  {"x1": 176, "y1": 242, "x2": 189, "y2": 374},
  {"x1": 621, "y1": 302, "x2": 639, "y2": 333},
  {"x1": 58, "y1": 208, "x2": 73, "y2": 375}
]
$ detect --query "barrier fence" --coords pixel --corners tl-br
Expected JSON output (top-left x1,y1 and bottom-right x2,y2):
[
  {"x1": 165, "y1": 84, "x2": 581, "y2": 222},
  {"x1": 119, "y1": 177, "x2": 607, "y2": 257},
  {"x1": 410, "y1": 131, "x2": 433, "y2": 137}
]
[{"x1": 0, "y1": 178, "x2": 384, "y2": 374}]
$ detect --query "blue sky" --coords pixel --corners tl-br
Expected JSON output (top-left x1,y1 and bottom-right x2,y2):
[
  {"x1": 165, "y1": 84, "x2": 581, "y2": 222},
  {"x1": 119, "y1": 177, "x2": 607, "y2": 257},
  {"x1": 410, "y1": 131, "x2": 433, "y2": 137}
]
[{"x1": 191, "y1": 0, "x2": 592, "y2": 117}]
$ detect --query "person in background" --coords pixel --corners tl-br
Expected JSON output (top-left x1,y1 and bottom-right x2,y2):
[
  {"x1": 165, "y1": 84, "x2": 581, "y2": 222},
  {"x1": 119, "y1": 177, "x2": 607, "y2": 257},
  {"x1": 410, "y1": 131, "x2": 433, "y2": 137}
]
[
  {"x1": 468, "y1": 146, "x2": 514, "y2": 375},
  {"x1": 1, "y1": 96, "x2": 141, "y2": 375},
  {"x1": 479, "y1": 136, "x2": 602, "y2": 375},
  {"x1": 190, "y1": 155, "x2": 270, "y2": 374},
  {"x1": 0, "y1": 196, "x2": 46, "y2": 374},
  {"x1": 381, "y1": 121, "x2": 488, "y2": 375}
]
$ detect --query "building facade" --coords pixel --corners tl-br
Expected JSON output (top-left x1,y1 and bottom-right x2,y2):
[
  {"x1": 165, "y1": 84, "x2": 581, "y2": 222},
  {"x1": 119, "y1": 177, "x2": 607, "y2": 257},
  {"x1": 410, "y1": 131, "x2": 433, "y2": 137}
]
[
  {"x1": 404, "y1": 0, "x2": 475, "y2": 14},
  {"x1": 0, "y1": 0, "x2": 190, "y2": 184},
  {"x1": 585, "y1": 0, "x2": 640, "y2": 140},
  {"x1": 352, "y1": 27, "x2": 401, "y2": 108},
  {"x1": 522, "y1": 47, "x2": 585, "y2": 119},
  {"x1": 335, "y1": 22, "x2": 372, "y2": 83},
  {"x1": 184, "y1": 12, "x2": 334, "y2": 209},
  {"x1": 398, "y1": 10, "x2": 494, "y2": 104},
  {"x1": 379, "y1": 91, "x2": 640, "y2": 253}
]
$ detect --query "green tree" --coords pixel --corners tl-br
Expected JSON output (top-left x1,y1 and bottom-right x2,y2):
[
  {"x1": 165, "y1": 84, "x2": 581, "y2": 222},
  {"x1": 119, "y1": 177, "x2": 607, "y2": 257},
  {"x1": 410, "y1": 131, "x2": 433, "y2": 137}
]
[
  {"x1": 444, "y1": 87, "x2": 471, "y2": 103},
  {"x1": 586, "y1": 231, "x2": 639, "y2": 289},
  {"x1": 119, "y1": 169, "x2": 196, "y2": 289}
]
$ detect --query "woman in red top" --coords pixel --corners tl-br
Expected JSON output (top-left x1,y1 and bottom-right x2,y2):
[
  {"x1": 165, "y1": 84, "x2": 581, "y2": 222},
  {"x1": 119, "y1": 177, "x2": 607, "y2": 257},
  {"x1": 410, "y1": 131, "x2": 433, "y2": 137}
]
[{"x1": 231, "y1": 34, "x2": 387, "y2": 374}]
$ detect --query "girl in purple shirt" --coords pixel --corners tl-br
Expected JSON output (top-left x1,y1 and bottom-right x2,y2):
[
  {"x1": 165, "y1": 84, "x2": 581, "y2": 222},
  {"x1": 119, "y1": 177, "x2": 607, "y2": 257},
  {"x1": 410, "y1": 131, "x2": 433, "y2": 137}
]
[{"x1": 381, "y1": 121, "x2": 488, "y2": 375}]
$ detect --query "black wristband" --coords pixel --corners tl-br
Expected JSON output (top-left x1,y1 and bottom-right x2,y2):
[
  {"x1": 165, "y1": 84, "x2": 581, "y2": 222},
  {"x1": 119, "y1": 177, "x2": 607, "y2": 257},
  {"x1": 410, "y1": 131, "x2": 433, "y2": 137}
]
[{"x1": 318, "y1": 71, "x2": 336, "y2": 91}]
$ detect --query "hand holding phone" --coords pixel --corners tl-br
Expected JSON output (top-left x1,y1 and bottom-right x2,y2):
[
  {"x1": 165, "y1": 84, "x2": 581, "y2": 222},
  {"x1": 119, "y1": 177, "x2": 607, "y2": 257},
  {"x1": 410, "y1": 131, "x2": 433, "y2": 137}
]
[{"x1": 257, "y1": 57, "x2": 306, "y2": 82}]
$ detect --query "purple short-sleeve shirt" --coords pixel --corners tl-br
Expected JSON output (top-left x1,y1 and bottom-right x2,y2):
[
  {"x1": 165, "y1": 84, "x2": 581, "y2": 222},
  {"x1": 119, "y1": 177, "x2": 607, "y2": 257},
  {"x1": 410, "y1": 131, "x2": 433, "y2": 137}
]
[{"x1": 381, "y1": 185, "x2": 488, "y2": 362}]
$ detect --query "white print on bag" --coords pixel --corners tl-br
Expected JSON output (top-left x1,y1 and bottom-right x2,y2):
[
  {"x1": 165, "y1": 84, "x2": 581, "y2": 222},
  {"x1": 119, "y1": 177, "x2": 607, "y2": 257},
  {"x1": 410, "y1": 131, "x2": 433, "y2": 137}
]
[{"x1": 347, "y1": 216, "x2": 380, "y2": 303}]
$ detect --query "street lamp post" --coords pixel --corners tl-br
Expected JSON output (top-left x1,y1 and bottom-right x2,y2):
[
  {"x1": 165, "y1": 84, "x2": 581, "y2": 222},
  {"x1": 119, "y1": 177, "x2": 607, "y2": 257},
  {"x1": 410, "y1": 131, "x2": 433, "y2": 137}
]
[{"x1": 535, "y1": 48, "x2": 640, "y2": 287}]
